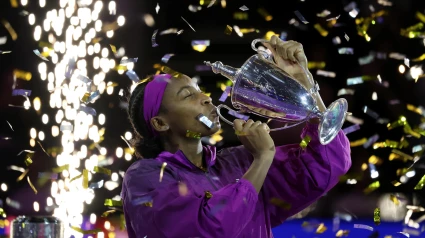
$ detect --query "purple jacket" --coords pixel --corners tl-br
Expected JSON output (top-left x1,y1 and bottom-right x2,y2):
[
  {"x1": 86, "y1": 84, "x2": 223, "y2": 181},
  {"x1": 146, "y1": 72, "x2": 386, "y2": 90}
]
[{"x1": 121, "y1": 123, "x2": 351, "y2": 238}]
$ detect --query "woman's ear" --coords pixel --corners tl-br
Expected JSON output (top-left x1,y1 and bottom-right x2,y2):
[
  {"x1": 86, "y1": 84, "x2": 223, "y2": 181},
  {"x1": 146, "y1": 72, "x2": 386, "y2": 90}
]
[{"x1": 151, "y1": 116, "x2": 169, "y2": 132}]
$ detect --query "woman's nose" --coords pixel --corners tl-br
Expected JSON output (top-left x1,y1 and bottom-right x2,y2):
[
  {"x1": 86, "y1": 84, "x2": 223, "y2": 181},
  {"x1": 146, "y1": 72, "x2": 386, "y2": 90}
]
[{"x1": 201, "y1": 95, "x2": 212, "y2": 105}]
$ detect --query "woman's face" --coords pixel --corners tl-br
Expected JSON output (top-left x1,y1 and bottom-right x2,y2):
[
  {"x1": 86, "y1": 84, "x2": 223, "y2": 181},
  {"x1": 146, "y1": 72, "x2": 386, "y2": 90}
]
[{"x1": 158, "y1": 74, "x2": 221, "y2": 137}]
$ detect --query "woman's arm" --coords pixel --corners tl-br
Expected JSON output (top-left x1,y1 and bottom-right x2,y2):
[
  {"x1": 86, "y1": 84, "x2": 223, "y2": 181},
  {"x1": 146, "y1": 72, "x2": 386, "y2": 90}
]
[{"x1": 122, "y1": 158, "x2": 272, "y2": 238}]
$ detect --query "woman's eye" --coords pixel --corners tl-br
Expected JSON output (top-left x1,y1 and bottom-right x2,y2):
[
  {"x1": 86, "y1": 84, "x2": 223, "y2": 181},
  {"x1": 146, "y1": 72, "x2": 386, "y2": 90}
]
[{"x1": 184, "y1": 93, "x2": 194, "y2": 98}]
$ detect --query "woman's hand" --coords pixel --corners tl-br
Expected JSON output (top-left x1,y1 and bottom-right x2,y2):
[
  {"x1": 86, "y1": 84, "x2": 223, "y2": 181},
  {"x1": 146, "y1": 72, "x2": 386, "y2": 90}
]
[
  {"x1": 263, "y1": 35, "x2": 314, "y2": 90},
  {"x1": 234, "y1": 119, "x2": 275, "y2": 159}
]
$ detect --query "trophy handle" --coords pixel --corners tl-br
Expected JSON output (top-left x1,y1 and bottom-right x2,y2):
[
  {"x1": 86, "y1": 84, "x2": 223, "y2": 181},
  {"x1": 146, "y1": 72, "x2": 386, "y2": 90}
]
[
  {"x1": 251, "y1": 39, "x2": 274, "y2": 63},
  {"x1": 216, "y1": 104, "x2": 238, "y2": 127}
]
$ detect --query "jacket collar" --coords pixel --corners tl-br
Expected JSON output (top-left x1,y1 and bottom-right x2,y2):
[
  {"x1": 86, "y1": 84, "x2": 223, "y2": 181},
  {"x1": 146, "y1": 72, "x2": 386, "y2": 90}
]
[{"x1": 155, "y1": 145, "x2": 217, "y2": 171}]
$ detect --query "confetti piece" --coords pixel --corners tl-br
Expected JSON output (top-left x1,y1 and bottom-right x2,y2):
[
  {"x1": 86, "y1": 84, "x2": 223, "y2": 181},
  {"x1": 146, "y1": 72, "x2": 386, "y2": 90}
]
[
  {"x1": 89, "y1": 180, "x2": 104, "y2": 189},
  {"x1": 308, "y1": 62, "x2": 326, "y2": 69},
  {"x1": 52, "y1": 164, "x2": 69, "y2": 173},
  {"x1": 364, "y1": 134, "x2": 379, "y2": 148},
  {"x1": 8, "y1": 165, "x2": 25, "y2": 172},
  {"x1": 155, "y1": 3, "x2": 160, "y2": 14},
  {"x1": 374, "y1": 208, "x2": 381, "y2": 225},
  {"x1": 101, "y1": 210, "x2": 116, "y2": 217},
  {"x1": 38, "y1": 172, "x2": 58, "y2": 180},
  {"x1": 151, "y1": 29, "x2": 159, "y2": 47},
  {"x1": 350, "y1": 138, "x2": 367, "y2": 147},
  {"x1": 159, "y1": 162, "x2": 167, "y2": 182},
  {"x1": 228, "y1": 110, "x2": 249, "y2": 121},
  {"x1": 188, "y1": 5, "x2": 201, "y2": 12},
  {"x1": 300, "y1": 136, "x2": 311, "y2": 149},
  {"x1": 404, "y1": 58, "x2": 410, "y2": 68},
  {"x1": 326, "y1": 15, "x2": 341, "y2": 21},
  {"x1": 316, "y1": 223, "x2": 327, "y2": 234},
  {"x1": 12, "y1": 89, "x2": 31, "y2": 96},
  {"x1": 414, "y1": 175, "x2": 425, "y2": 190},
  {"x1": 126, "y1": 70, "x2": 140, "y2": 83},
  {"x1": 76, "y1": 74, "x2": 92, "y2": 84},
  {"x1": 205, "y1": 190, "x2": 213, "y2": 199},
  {"x1": 60, "y1": 124, "x2": 73, "y2": 132},
  {"x1": 102, "y1": 21, "x2": 119, "y2": 32},
  {"x1": 343, "y1": 124, "x2": 360, "y2": 135},
  {"x1": 17, "y1": 169, "x2": 29, "y2": 181},
  {"x1": 181, "y1": 16, "x2": 196, "y2": 32},
  {"x1": 197, "y1": 113, "x2": 214, "y2": 129},
  {"x1": 219, "y1": 86, "x2": 231, "y2": 102},
  {"x1": 109, "y1": 44, "x2": 117, "y2": 54},
  {"x1": 161, "y1": 54, "x2": 175, "y2": 63},
  {"x1": 239, "y1": 5, "x2": 249, "y2": 11},
  {"x1": 70, "y1": 173, "x2": 82, "y2": 182},
  {"x1": 82, "y1": 169, "x2": 89, "y2": 189},
  {"x1": 0, "y1": 50, "x2": 11, "y2": 54},
  {"x1": 344, "y1": 33, "x2": 350, "y2": 41},
  {"x1": 314, "y1": 24, "x2": 329, "y2": 37},
  {"x1": 294, "y1": 11, "x2": 308, "y2": 24},
  {"x1": 24, "y1": 157, "x2": 33, "y2": 166},
  {"x1": 224, "y1": 25, "x2": 232, "y2": 35},
  {"x1": 0, "y1": 36, "x2": 7, "y2": 45},
  {"x1": 186, "y1": 130, "x2": 201, "y2": 139},
  {"x1": 207, "y1": 0, "x2": 216, "y2": 8},
  {"x1": 316, "y1": 70, "x2": 336, "y2": 78},
  {"x1": 27, "y1": 176, "x2": 38, "y2": 194},
  {"x1": 257, "y1": 8, "x2": 272, "y2": 21},
  {"x1": 354, "y1": 224, "x2": 374, "y2": 231},
  {"x1": 93, "y1": 166, "x2": 111, "y2": 175},
  {"x1": 338, "y1": 48, "x2": 354, "y2": 54},
  {"x1": 79, "y1": 105, "x2": 96, "y2": 116},
  {"x1": 104, "y1": 198, "x2": 122, "y2": 207},
  {"x1": 120, "y1": 58, "x2": 138, "y2": 65},
  {"x1": 390, "y1": 194, "x2": 400, "y2": 205},
  {"x1": 270, "y1": 197, "x2": 292, "y2": 210},
  {"x1": 364, "y1": 181, "x2": 380, "y2": 194},
  {"x1": 337, "y1": 88, "x2": 355, "y2": 96},
  {"x1": 131, "y1": 196, "x2": 153, "y2": 206},
  {"x1": 70, "y1": 226, "x2": 102, "y2": 235},
  {"x1": 13, "y1": 69, "x2": 32, "y2": 81},
  {"x1": 363, "y1": 106, "x2": 379, "y2": 119},
  {"x1": 33, "y1": 49, "x2": 49, "y2": 61},
  {"x1": 1, "y1": 19, "x2": 17, "y2": 40}
]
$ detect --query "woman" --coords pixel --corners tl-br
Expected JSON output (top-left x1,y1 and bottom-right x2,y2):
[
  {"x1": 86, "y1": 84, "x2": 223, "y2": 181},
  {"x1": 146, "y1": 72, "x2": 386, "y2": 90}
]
[{"x1": 121, "y1": 36, "x2": 351, "y2": 238}]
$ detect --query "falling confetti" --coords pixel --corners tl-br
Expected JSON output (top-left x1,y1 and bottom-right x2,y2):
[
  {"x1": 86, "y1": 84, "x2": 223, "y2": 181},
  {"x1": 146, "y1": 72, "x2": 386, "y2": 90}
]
[
  {"x1": 159, "y1": 162, "x2": 167, "y2": 182},
  {"x1": 207, "y1": 0, "x2": 216, "y2": 8},
  {"x1": 239, "y1": 5, "x2": 249, "y2": 11},
  {"x1": 224, "y1": 25, "x2": 233, "y2": 35},
  {"x1": 1, "y1": 19, "x2": 17, "y2": 40},
  {"x1": 300, "y1": 135, "x2": 312, "y2": 149},
  {"x1": 374, "y1": 208, "x2": 381, "y2": 225},
  {"x1": 155, "y1": 3, "x2": 160, "y2": 14},
  {"x1": 120, "y1": 57, "x2": 138, "y2": 65},
  {"x1": 152, "y1": 29, "x2": 159, "y2": 47},
  {"x1": 186, "y1": 130, "x2": 202, "y2": 139},
  {"x1": 27, "y1": 176, "x2": 38, "y2": 194},
  {"x1": 294, "y1": 10, "x2": 309, "y2": 24},
  {"x1": 354, "y1": 224, "x2": 374, "y2": 231},
  {"x1": 161, "y1": 54, "x2": 175, "y2": 63},
  {"x1": 181, "y1": 16, "x2": 196, "y2": 32}
]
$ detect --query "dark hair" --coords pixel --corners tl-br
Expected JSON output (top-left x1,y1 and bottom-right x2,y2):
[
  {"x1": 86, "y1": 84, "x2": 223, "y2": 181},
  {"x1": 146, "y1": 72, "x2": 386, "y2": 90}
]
[{"x1": 127, "y1": 75, "x2": 166, "y2": 159}]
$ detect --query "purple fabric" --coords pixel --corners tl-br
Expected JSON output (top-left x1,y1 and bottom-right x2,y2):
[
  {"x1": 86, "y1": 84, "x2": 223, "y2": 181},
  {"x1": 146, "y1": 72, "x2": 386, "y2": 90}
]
[
  {"x1": 142, "y1": 74, "x2": 172, "y2": 137},
  {"x1": 121, "y1": 123, "x2": 352, "y2": 238}
]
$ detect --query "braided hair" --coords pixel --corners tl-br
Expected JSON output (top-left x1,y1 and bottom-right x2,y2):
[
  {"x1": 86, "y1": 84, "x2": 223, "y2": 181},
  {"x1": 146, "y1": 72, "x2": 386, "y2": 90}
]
[{"x1": 127, "y1": 75, "x2": 166, "y2": 159}]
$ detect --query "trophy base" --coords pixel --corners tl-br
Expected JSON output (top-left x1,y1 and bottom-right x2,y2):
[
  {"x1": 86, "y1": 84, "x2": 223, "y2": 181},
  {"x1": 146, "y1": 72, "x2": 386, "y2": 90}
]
[{"x1": 319, "y1": 98, "x2": 348, "y2": 145}]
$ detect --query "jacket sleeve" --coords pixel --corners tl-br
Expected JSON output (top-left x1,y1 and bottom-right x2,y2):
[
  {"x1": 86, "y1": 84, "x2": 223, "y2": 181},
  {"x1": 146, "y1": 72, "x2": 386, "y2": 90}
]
[
  {"x1": 122, "y1": 162, "x2": 258, "y2": 238},
  {"x1": 264, "y1": 122, "x2": 351, "y2": 227}
]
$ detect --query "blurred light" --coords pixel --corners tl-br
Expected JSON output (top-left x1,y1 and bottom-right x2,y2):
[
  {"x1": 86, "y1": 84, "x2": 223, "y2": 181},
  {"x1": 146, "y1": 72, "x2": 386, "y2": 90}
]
[
  {"x1": 1, "y1": 183, "x2": 7, "y2": 192},
  {"x1": 264, "y1": 31, "x2": 277, "y2": 40},
  {"x1": 42, "y1": 114, "x2": 49, "y2": 124},
  {"x1": 106, "y1": 30, "x2": 114, "y2": 38},
  {"x1": 30, "y1": 128, "x2": 37, "y2": 139},
  {"x1": 410, "y1": 65, "x2": 423, "y2": 81},
  {"x1": 21, "y1": 0, "x2": 28, "y2": 6},
  {"x1": 372, "y1": 92, "x2": 377, "y2": 100},
  {"x1": 33, "y1": 97, "x2": 41, "y2": 111},
  {"x1": 104, "y1": 221, "x2": 111, "y2": 230},
  {"x1": 51, "y1": 125, "x2": 59, "y2": 137},
  {"x1": 100, "y1": 147, "x2": 107, "y2": 155},
  {"x1": 378, "y1": 193, "x2": 407, "y2": 222},
  {"x1": 33, "y1": 201, "x2": 40, "y2": 212},
  {"x1": 30, "y1": 138, "x2": 36, "y2": 147},
  {"x1": 39, "y1": 0, "x2": 46, "y2": 8},
  {"x1": 98, "y1": 114, "x2": 105, "y2": 125},
  {"x1": 108, "y1": 1, "x2": 116, "y2": 15},
  {"x1": 111, "y1": 172, "x2": 118, "y2": 181},
  {"x1": 90, "y1": 213, "x2": 97, "y2": 224},
  {"x1": 125, "y1": 132, "x2": 132, "y2": 140},
  {"x1": 405, "y1": 170, "x2": 415, "y2": 178},
  {"x1": 47, "y1": 197, "x2": 53, "y2": 206},
  {"x1": 192, "y1": 44, "x2": 207, "y2": 52},
  {"x1": 38, "y1": 131, "x2": 45, "y2": 141},
  {"x1": 371, "y1": 170, "x2": 379, "y2": 179},
  {"x1": 98, "y1": 232, "x2": 105, "y2": 238},
  {"x1": 29, "y1": 14, "x2": 36, "y2": 25},
  {"x1": 124, "y1": 153, "x2": 132, "y2": 161},
  {"x1": 115, "y1": 147, "x2": 123, "y2": 158},
  {"x1": 399, "y1": 65, "x2": 406, "y2": 74},
  {"x1": 117, "y1": 15, "x2": 125, "y2": 26}
]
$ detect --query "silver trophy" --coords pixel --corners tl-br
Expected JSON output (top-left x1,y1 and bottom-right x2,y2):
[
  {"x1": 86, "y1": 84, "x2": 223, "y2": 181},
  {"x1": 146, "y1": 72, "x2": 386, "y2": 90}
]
[
  {"x1": 11, "y1": 216, "x2": 64, "y2": 238},
  {"x1": 205, "y1": 39, "x2": 348, "y2": 145}
]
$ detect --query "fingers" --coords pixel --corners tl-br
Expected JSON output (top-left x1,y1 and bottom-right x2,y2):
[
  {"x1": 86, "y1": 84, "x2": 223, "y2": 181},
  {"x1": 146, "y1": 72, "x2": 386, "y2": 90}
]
[
  {"x1": 251, "y1": 121, "x2": 262, "y2": 129},
  {"x1": 259, "y1": 123, "x2": 270, "y2": 134},
  {"x1": 242, "y1": 119, "x2": 255, "y2": 133},
  {"x1": 274, "y1": 40, "x2": 305, "y2": 64},
  {"x1": 233, "y1": 119, "x2": 244, "y2": 132}
]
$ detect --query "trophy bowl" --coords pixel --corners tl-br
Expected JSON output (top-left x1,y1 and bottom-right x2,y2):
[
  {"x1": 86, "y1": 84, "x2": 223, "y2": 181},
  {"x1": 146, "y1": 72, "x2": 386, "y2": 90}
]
[{"x1": 204, "y1": 39, "x2": 348, "y2": 145}]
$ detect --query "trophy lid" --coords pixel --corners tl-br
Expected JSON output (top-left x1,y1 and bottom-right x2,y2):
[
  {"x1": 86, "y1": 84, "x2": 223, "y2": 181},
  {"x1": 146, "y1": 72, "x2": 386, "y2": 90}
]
[{"x1": 12, "y1": 216, "x2": 62, "y2": 224}]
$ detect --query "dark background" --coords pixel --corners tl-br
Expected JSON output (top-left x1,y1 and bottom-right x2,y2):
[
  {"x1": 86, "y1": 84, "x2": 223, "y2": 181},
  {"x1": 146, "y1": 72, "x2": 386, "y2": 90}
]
[{"x1": 0, "y1": 0, "x2": 425, "y2": 225}]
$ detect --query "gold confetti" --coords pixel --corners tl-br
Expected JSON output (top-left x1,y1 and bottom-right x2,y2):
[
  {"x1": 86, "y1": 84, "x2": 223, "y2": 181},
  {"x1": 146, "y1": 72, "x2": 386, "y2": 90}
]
[
  {"x1": 368, "y1": 155, "x2": 383, "y2": 165},
  {"x1": 416, "y1": 11, "x2": 425, "y2": 23},
  {"x1": 101, "y1": 210, "x2": 116, "y2": 217},
  {"x1": 160, "y1": 65, "x2": 180, "y2": 77},
  {"x1": 52, "y1": 164, "x2": 69, "y2": 173},
  {"x1": 233, "y1": 12, "x2": 248, "y2": 20},
  {"x1": 374, "y1": 208, "x2": 381, "y2": 225},
  {"x1": 391, "y1": 181, "x2": 402, "y2": 187},
  {"x1": 109, "y1": 44, "x2": 117, "y2": 54},
  {"x1": 350, "y1": 138, "x2": 367, "y2": 147},
  {"x1": 144, "y1": 202, "x2": 153, "y2": 207},
  {"x1": 224, "y1": 25, "x2": 232, "y2": 35},
  {"x1": 10, "y1": 0, "x2": 18, "y2": 8},
  {"x1": 363, "y1": 181, "x2": 380, "y2": 194},
  {"x1": 414, "y1": 175, "x2": 425, "y2": 190},
  {"x1": 257, "y1": 8, "x2": 273, "y2": 21},
  {"x1": 102, "y1": 21, "x2": 119, "y2": 32},
  {"x1": 308, "y1": 62, "x2": 326, "y2": 69},
  {"x1": 389, "y1": 149, "x2": 413, "y2": 162},
  {"x1": 0, "y1": 208, "x2": 6, "y2": 218},
  {"x1": 314, "y1": 24, "x2": 329, "y2": 37},
  {"x1": 315, "y1": 223, "x2": 327, "y2": 234},
  {"x1": 27, "y1": 176, "x2": 38, "y2": 194},
  {"x1": 336, "y1": 230, "x2": 350, "y2": 237},
  {"x1": 104, "y1": 199, "x2": 123, "y2": 207},
  {"x1": 24, "y1": 157, "x2": 33, "y2": 166},
  {"x1": 81, "y1": 92, "x2": 90, "y2": 103},
  {"x1": 13, "y1": 69, "x2": 32, "y2": 81},
  {"x1": 412, "y1": 53, "x2": 425, "y2": 62},
  {"x1": 270, "y1": 197, "x2": 292, "y2": 210},
  {"x1": 1, "y1": 19, "x2": 17, "y2": 40},
  {"x1": 299, "y1": 135, "x2": 311, "y2": 149},
  {"x1": 159, "y1": 162, "x2": 167, "y2": 182},
  {"x1": 70, "y1": 226, "x2": 102, "y2": 234},
  {"x1": 92, "y1": 37, "x2": 102, "y2": 43},
  {"x1": 70, "y1": 173, "x2": 83, "y2": 182},
  {"x1": 120, "y1": 214, "x2": 126, "y2": 230},
  {"x1": 186, "y1": 130, "x2": 201, "y2": 139},
  {"x1": 17, "y1": 169, "x2": 29, "y2": 181},
  {"x1": 390, "y1": 194, "x2": 400, "y2": 205},
  {"x1": 205, "y1": 191, "x2": 213, "y2": 199},
  {"x1": 93, "y1": 166, "x2": 111, "y2": 175},
  {"x1": 82, "y1": 169, "x2": 88, "y2": 189}
]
